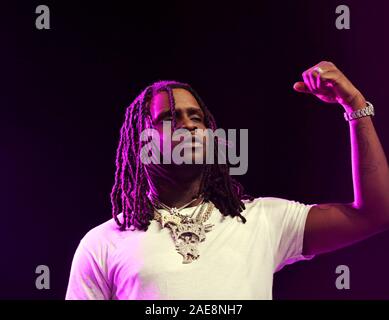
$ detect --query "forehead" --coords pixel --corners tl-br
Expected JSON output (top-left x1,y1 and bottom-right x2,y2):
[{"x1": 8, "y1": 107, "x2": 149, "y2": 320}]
[{"x1": 149, "y1": 88, "x2": 201, "y2": 118}]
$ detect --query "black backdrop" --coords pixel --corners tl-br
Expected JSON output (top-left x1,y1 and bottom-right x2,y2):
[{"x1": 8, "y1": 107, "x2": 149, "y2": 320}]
[{"x1": 1, "y1": 0, "x2": 389, "y2": 299}]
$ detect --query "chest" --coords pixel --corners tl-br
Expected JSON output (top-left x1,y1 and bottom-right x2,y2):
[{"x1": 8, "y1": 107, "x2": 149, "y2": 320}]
[{"x1": 108, "y1": 215, "x2": 274, "y2": 299}]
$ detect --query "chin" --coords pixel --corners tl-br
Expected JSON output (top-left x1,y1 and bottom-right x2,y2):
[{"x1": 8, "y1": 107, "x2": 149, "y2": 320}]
[{"x1": 189, "y1": 149, "x2": 207, "y2": 164}]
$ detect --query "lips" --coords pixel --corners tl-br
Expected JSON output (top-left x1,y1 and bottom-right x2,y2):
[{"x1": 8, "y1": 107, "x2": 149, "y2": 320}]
[{"x1": 182, "y1": 134, "x2": 204, "y2": 147}]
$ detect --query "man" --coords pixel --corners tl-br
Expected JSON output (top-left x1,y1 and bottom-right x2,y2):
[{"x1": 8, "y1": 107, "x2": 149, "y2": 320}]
[{"x1": 65, "y1": 61, "x2": 389, "y2": 299}]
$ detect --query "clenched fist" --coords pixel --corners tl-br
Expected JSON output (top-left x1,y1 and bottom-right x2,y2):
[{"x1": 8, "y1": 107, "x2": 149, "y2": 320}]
[{"x1": 293, "y1": 61, "x2": 366, "y2": 112}]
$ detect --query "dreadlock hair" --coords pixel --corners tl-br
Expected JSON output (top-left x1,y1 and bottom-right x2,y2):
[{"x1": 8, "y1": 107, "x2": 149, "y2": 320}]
[{"x1": 110, "y1": 80, "x2": 255, "y2": 231}]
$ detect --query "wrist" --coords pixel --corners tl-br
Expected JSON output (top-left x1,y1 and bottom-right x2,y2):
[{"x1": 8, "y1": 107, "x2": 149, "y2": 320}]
[
  {"x1": 341, "y1": 93, "x2": 367, "y2": 112},
  {"x1": 343, "y1": 100, "x2": 375, "y2": 122}
]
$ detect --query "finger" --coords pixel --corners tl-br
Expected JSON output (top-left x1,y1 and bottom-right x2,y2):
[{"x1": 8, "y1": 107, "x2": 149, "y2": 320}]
[
  {"x1": 310, "y1": 68, "x2": 321, "y2": 91},
  {"x1": 302, "y1": 71, "x2": 313, "y2": 92},
  {"x1": 314, "y1": 68, "x2": 322, "y2": 89},
  {"x1": 293, "y1": 81, "x2": 310, "y2": 93},
  {"x1": 314, "y1": 65, "x2": 331, "y2": 90},
  {"x1": 318, "y1": 70, "x2": 340, "y2": 88}
]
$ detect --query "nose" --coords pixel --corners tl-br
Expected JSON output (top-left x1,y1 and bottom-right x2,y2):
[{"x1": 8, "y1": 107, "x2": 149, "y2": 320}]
[{"x1": 177, "y1": 116, "x2": 198, "y2": 132}]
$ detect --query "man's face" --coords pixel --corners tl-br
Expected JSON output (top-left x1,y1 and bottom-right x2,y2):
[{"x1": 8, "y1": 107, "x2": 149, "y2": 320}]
[{"x1": 149, "y1": 88, "x2": 208, "y2": 164}]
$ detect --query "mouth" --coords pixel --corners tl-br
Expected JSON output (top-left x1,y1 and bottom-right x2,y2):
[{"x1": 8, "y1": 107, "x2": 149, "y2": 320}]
[{"x1": 181, "y1": 135, "x2": 204, "y2": 148}]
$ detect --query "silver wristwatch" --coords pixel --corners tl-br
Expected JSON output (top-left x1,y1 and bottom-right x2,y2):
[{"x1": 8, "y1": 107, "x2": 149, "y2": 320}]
[{"x1": 344, "y1": 101, "x2": 375, "y2": 121}]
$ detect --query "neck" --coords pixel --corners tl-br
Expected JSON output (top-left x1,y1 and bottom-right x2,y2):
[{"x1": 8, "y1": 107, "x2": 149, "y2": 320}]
[{"x1": 146, "y1": 164, "x2": 205, "y2": 208}]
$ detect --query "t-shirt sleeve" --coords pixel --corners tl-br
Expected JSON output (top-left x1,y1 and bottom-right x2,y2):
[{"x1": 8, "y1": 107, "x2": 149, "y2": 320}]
[
  {"x1": 65, "y1": 234, "x2": 111, "y2": 300},
  {"x1": 262, "y1": 197, "x2": 316, "y2": 272}
]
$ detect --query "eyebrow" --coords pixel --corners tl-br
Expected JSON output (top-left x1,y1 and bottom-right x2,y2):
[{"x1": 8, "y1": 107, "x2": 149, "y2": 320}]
[{"x1": 153, "y1": 106, "x2": 204, "y2": 124}]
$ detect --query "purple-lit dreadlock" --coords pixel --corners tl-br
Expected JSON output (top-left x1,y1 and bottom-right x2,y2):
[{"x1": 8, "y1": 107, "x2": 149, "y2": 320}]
[{"x1": 110, "y1": 80, "x2": 254, "y2": 231}]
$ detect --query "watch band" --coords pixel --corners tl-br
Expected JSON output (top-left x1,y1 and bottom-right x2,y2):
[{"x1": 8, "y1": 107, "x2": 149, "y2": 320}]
[{"x1": 344, "y1": 101, "x2": 375, "y2": 121}]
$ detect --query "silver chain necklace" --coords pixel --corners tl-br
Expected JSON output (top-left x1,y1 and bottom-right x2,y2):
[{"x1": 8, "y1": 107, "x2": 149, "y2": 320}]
[{"x1": 148, "y1": 193, "x2": 215, "y2": 264}]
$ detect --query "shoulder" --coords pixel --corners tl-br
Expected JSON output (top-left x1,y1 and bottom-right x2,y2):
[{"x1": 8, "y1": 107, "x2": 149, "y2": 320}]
[
  {"x1": 241, "y1": 196, "x2": 313, "y2": 219},
  {"x1": 238, "y1": 196, "x2": 280, "y2": 221},
  {"x1": 241, "y1": 196, "x2": 293, "y2": 213},
  {"x1": 253, "y1": 196, "x2": 311, "y2": 210},
  {"x1": 79, "y1": 213, "x2": 127, "y2": 251}
]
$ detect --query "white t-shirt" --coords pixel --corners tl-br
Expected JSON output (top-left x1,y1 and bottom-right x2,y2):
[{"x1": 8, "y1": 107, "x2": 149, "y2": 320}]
[{"x1": 65, "y1": 197, "x2": 316, "y2": 300}]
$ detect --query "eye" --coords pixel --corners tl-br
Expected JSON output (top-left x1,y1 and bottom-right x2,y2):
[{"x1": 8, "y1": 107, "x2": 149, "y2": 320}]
[{"x1": 191, "y1": 116, "x2": 202, "y2": 122}]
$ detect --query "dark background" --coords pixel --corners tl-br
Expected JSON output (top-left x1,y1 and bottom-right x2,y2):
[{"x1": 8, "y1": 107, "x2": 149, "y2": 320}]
[{"x1": 1, "y1": 0, "x2": 389, "y2": 299}]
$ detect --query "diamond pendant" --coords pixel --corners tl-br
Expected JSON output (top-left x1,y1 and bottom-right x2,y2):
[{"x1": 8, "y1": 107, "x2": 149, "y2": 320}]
[
  {"x1": 160, "y1": 211, "x2": 181, "y2": 228},
  {"x1": 176, "y1": 236, "x2": 199, "y2": 264},
  {"x1": 168, "y1": 218, "x2": 214, "y2": 264},
  {"x1": 153, "y1": 201, "x2": 215, "y2": 264}
]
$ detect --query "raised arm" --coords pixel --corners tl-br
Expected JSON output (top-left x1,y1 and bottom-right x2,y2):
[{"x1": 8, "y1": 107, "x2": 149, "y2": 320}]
[{"x1": 293, "y1": 61, "x2": 389, "y2": 256}]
